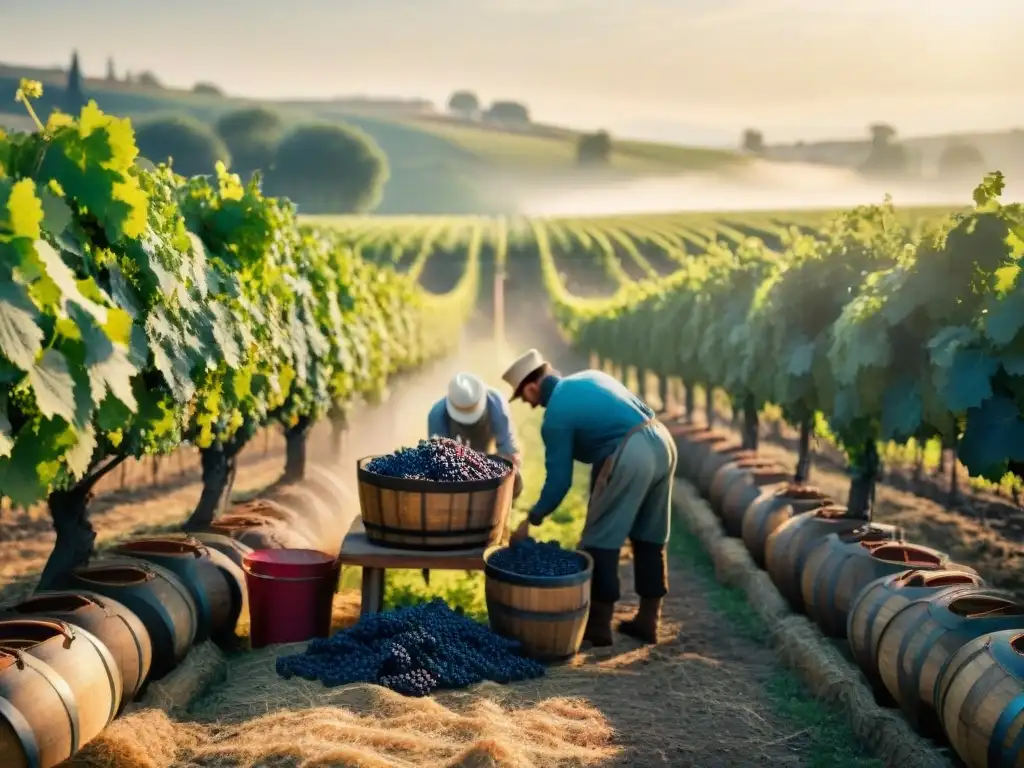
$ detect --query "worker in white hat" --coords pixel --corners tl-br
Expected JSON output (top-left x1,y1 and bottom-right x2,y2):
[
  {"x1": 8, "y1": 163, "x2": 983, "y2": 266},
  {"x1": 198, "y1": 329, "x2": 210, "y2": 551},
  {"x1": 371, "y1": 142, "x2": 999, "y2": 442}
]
[
  {"x1": 502, "y1": 348, "x2": 676, "y2": 647},
  {"x1": 427, "y1": 372, "x2": 523, "y2": 498}
]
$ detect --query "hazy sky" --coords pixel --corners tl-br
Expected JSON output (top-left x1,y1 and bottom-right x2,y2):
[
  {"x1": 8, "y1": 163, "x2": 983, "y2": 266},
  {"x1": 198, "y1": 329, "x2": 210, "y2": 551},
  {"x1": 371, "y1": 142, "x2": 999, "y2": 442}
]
[{"x1": 4, "y1": 0, "x2": 1023, "y2": 144}]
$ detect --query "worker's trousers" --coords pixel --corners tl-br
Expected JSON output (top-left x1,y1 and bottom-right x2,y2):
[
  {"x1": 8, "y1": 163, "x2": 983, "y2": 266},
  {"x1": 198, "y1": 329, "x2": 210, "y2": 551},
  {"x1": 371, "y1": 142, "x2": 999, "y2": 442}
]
[{"x1": 581, "y1": 421, "x2": 677, "y2": 604}]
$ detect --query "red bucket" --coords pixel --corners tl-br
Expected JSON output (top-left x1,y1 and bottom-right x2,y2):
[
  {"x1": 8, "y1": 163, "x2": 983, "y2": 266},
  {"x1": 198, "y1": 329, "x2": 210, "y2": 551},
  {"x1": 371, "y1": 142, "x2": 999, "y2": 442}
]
[{"x1": 242, "y1": 549, "x2": 339, "y2": 649}]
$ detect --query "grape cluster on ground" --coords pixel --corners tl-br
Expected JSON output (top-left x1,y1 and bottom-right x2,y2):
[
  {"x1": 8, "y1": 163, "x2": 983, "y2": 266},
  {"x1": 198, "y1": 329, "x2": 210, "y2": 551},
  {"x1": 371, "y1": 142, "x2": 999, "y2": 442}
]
[
  {"x1": 489, "y1": 537, "x2": 585, "y2": 577},
  {"x1": 275, "y1": 598, "x2": 545, "y2": 696},
  {"x1": 365, "y1": 437, "x2": 510, "y2": 482}
]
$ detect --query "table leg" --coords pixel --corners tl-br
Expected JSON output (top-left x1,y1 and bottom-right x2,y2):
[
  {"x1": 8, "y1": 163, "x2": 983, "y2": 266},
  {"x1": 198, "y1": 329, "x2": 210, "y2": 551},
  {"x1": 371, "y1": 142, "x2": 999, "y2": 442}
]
[{"x1": 361, "y1": 567, "x2": 385, "y2": 615}]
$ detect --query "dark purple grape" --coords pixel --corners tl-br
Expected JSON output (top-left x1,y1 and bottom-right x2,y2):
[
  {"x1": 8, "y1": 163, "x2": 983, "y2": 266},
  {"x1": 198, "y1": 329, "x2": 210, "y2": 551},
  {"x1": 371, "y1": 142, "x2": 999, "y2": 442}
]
[{"x1": 365, "y1": 437, "x2": 510, "y2": 483}]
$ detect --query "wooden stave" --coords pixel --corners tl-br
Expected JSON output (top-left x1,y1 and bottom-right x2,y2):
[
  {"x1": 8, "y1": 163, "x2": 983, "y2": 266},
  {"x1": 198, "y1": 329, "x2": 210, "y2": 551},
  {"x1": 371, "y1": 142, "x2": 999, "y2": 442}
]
[
  {"x1": 64, "y1": 558, "x2": 198, "y2": 682},
  {"x1": 695, "y1": 445, "x2": 755, "y2": 498},
  {"x1": 740, "y1": 485, "x2": 833, "y2": 568},
  {"x1": 936, "y1": 629, "x2": 1024, "y2": 768},
  {"x1": 206, "y1": 513, "x2": 314, "y2": 551},
  {"x1": 685, "y1": 437, "x2": 739, "y2": 487},
  {"x1": 708, "y1": 457, "x2": 771, "y2": 514},
  {"x1": 766, "y1": 508, "x2": 901, "y2": 613},
  {"x1": 877, "y1": 587, "x2": 1024, "y2": 735},
  {"x1": 846, "y1": 569, "x2": 987, "y2": 683},
  {"x1": 358, "y1": 456, "x2": 515, "y2": 551},
  {"x1": 0, "y1": 618, "x2": 123, "y2": 756},
  {"x1": 673, "y1": 429, "x2": 732, "y2": 481},
  {"x1": 718, "y1": 466, "x2": 791, "y2": 536},
  {"x1": 802, "y1": 536, "x2": 953, "y2": 638},
  {"x1": 1, "y1": 589, "x2": 153, "y2": 711},
  {"x1": 111, "y1": 537, "x2": 237, "y2": 645},
  {"x1": 483, "y1": 547, "x2": 593, "y2": 661},
  {"x1": 0, "y1": 647, "x2": 80, "y2": 768}
]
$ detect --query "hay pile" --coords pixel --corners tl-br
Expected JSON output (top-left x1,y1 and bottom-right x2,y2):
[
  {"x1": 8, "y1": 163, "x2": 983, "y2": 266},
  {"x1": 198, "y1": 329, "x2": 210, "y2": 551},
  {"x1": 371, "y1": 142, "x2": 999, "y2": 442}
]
[
  {"x1": 73, "y1": 599, "x2": 617, "y2": 768},
  {"x1": 75, "y1": 669, "x2": 615, "y2": 767}
]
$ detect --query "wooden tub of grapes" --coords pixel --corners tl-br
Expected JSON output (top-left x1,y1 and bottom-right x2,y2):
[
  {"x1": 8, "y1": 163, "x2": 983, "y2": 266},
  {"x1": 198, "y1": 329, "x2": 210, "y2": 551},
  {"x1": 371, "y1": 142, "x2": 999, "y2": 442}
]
[
  {"x1": 357, "y1": 439, "x2": 516, "y2": 550},
  {"x1": 483, "y1": 541, "x2": 594, "y2": 661}
]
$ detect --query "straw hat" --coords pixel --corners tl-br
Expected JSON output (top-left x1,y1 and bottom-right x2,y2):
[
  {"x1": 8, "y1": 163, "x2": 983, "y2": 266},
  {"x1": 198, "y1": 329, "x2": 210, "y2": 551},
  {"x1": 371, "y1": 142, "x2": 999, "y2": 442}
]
[
  {"x1": 502, "y1": 349, "x2": 547, "y2": 401},
  {"x1": 446, "y1": 372, "x2": 488, "y2": 425}
]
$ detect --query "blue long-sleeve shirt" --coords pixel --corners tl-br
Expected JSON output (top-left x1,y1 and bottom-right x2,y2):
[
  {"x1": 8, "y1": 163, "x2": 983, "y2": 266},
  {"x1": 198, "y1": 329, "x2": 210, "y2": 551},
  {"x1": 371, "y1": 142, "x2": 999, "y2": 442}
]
[
  {"x1": 528, "y1": 371, "x2": 653, "y2": 526},
  {"x1": 426, "y1": 387, "x2": 519, "y2": 457}
]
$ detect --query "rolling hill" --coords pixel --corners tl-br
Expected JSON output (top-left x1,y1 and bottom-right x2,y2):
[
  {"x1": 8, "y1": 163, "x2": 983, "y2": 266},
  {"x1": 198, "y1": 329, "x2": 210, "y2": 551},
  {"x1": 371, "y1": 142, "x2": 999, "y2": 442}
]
[{"x1": 0, "y1": 64, "x2": 747, "y2": 214}]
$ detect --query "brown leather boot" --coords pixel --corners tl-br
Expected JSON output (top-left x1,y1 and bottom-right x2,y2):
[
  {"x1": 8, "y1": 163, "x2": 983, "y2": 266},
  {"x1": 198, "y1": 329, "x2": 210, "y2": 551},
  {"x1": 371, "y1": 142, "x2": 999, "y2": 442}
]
[
  {"x1": 583, "y1": 601, "x2": 615, "y2": 647},
  {"x1": 617, "y1": 597, "x2": 662, "y2": 644}
]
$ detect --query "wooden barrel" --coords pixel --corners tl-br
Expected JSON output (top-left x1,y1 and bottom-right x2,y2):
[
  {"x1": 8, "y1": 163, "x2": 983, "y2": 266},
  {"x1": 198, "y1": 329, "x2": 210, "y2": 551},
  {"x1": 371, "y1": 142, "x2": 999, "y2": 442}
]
[
  {"x1": 709, "y1": 456, "x2": 774, "y2": 513},
  {"x1": 674, "y1": 429, "x2": 731, "y2": 481},
  {"x1": 765, "y1": 505, "x2": 902, "y2": 613},
  {"x1": 695, "y1": 444, "x2": 754, "y2": 497},
  {"x1": 230, "y1": 498, "x2": 323, "y2": 551},
  {"x1": 0, "y1": 647, "x2": 81, "y2": 768},
  {"x1": 111, "y1": 537, "x2": 238, "y2": 644},
  {"x1": 847, "y1": 569, "x2": 986, "y2": 687},
  {"x1": 207, "y1": 510, "x2": 314, "y2": 550},
  {"x1": 2, "y1": 590, "x2": 152, "y2": 710},
  {"x1": 741, "y1": 484, "x2": 833, "y2": 567},
  {"x1": 261, "y1": 484, "x2": 344, "y2": 554},
  {"x1": 717, "y1": 462, "x2": 790, "y2": 536},
  {"x1": 936, "y1": 629, "x2": 1024, "y2": 768},
  {"x1": 802, "y1": 536, "x2": 958, "y2": 638},
  {"x1": 64, "y1": 559, "x2": 197, "y2": 681},
  {"x1": 0, "y1": 618, "x2": 122, "y2": 756},
  {"x1": 878, "y1": 588, "x2": 1024, "y2": 736},
  {"x1": 483, "y1": 547, "x2": 593, "y2": 661},
  {"x1": 358, "y1": 455, "x2": 515, "y2": 550},
  {"x1": 189, "y1": 532, "x2": 253, "y2": 568},
  {"x1": 685, "y1": 436, "x2": 739, "y2": 486}
]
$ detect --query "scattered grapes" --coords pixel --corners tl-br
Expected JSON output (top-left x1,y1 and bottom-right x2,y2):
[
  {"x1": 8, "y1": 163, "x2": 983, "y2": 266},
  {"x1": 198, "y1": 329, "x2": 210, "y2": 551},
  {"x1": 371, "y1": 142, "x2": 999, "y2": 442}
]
[
  {"x1": 276, "y1": 598, "x2": 545, "y2": 697},
  {"x1": 489, "y1": 537, "x2": 584, "y2": 577},
  {"x1": 365, "y1": 437, "x2": 510, "y2": 482}
]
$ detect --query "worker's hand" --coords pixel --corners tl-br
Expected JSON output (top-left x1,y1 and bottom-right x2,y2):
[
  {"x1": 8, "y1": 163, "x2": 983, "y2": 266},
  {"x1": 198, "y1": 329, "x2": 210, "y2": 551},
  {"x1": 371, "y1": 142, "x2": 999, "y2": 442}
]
[{"x1": 510, "y1": 519, "x2": 530, "y2": 544}]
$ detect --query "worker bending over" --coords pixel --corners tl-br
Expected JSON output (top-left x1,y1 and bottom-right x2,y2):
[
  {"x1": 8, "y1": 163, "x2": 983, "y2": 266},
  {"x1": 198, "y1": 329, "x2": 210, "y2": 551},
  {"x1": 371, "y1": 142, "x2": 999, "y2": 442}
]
[
  {"x1": 427, "y1": 372, "x2": 524, "y2": 498},
  {"x1": 504, "y1": 349, "x2": 676, "y2": 646}
]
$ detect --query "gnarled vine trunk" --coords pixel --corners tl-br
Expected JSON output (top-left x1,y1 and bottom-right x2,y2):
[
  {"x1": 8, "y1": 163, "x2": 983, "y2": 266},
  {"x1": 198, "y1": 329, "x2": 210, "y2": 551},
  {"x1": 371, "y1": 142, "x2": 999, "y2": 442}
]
[
  {"x1": 704, "y1": 386, "x2": 715, "y2": 428},
  {"x1": 684, "y1": 384, "x2": 696, "y2": 424},
  {"x1": 741, "y1": 395, "x2": 759, "y2": 451},
  {"x1": 794, "y1": 417, "x2": 813, "y2": 484},
  {"x1": 948, "y1": 435, "x2": 960, "y2": 508},
  {"x1": 282, "y1": 415, "x2": 313, "y2": 484},
  {"x1": 657, "y1": 374, "x2": 670, "y2": 414},
  {"x1": 846, "y1": 439, "x2": 880, "y2": 521},
  {"x1": 183, "y1": 437, "x2": 245, "y2": 531},
  {"x1": 329, "y1": 410, "x2": 348, "y2": 458},
  {"x1": 37, "y1": 455, "x2": 128, "y2": 590}
]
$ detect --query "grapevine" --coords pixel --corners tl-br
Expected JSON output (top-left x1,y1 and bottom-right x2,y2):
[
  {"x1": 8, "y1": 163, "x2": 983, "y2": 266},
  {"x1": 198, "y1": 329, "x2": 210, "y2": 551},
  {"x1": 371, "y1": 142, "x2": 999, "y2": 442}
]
[{"x1": 0, "y1": 81, "x2": 477, "y2": 584}]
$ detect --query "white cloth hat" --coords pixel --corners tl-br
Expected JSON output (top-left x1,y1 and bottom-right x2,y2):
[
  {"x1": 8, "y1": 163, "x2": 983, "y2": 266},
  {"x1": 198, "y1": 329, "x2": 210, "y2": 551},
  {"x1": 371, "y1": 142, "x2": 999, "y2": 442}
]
[
  {"x1": 446, "y1": 372, "x2": 488, "y2": 425},
  {"x1": 502, "y1": 349, "x2": 547, "y2": 400}
]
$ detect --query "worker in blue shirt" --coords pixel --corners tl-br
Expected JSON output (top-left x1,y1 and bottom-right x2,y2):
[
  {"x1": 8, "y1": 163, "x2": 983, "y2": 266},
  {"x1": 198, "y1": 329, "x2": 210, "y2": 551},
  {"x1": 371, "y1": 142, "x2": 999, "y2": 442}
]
[
  {"x1": 503, "y1": 348, "x2": 677, "y2": 646},
  {"x1": 427, "y1": 372, "x2": 524, "y2": 499}
]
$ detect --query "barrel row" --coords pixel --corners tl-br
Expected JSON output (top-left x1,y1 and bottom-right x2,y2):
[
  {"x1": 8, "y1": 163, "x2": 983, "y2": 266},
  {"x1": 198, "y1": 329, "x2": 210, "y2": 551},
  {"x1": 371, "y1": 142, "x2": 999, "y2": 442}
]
[
  {"x1": 0, "y1": 468, "x2": 347, "y2": 768},
  {"x1": 668, "y1": 419, "x2": 1024, "y2": 768}
]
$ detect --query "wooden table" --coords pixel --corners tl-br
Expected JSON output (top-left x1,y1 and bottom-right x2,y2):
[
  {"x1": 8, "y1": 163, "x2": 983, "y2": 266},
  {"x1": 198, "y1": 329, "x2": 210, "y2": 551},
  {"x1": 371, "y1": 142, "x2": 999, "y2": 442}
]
[{"x1": 337, "y1": 529, "x2": 492, "y2": 615}]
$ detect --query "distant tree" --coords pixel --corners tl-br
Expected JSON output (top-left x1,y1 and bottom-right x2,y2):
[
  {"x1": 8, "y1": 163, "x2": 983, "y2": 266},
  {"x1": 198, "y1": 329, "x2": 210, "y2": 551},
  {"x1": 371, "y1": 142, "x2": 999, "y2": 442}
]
[
  {"x1": 484, "y1": 101, "x2": 530, "y2": 124},
  {"x1": 105, "y1": 57, "x2": 117, "y2": 82},
  {"x1": 741, "y1": 129, "x2": 764, "y2": 153},
  {"x1": 937, "y1": 142, "x2": 985, "y2": 178},
  {"x1": 861, "y1": 123, "x2": 907, "y2": 177},
  {"x1": 66, "y1": 51, "x2": 85, "y2": 114},
  {"x1": 193, "y1": 82, "x2": 224, "y2": 97},
  {"x1": 576, "y1": 130, "x2": 612, "y2": 167},
  {"x1": 447, "y1": 90, "x2": 480, "y2": 118},
  {"x1": 214, "y1": 107, "x2": 284, "y2": 177},
  {"x1": 266, "y1": 123, "x2": 388, "y2": 214},
  {"x1": 136, "y1": 71, "x2": 162, "y2": 88},
  {"x1": 135, "y1": 115, "x2": 231, "y2": 177}
]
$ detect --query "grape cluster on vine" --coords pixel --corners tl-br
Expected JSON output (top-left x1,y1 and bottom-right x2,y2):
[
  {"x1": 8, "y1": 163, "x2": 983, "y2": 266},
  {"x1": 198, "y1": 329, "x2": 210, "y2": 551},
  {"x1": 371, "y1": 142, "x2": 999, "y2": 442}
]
[
  {"x1": 365, "y1": 437, "x2": 510, "y2": 482},
  {"x1": 276, "y1": 598, "x2": 545, "y2": 696},
  {"x1": 489, "y1": 537, "x2": 584, "y2": 577}
]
